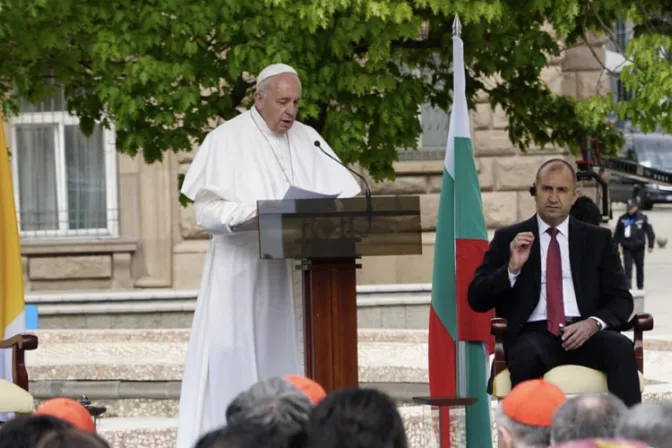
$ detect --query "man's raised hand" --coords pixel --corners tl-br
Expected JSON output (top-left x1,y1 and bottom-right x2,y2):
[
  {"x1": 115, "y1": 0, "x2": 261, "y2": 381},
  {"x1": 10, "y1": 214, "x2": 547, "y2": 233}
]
[{"x1": 509, "y1": 232, "x2": 535, "y2": 275}]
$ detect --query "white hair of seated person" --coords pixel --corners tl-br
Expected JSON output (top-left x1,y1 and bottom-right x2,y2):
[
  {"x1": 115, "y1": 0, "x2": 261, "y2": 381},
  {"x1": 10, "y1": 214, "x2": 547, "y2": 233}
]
[
  {"x1": 496, "y1": 405, "x2": 551, "y2": 448},
  {"x1": 225, "y1": 376, "x2": 312, "y2": 436},
  {"x1": 550, "y1": 393, "x2": 627, "y2": 444},
  {"x1": 615, "y1": 401, "x2": 672, "y2": 447}
]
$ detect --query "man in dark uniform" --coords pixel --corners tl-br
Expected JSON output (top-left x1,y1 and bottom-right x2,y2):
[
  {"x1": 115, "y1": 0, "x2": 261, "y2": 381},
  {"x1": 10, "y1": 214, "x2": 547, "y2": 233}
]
[{"x1": 614, "y1": 199, "x2": 655, "y2": 291}]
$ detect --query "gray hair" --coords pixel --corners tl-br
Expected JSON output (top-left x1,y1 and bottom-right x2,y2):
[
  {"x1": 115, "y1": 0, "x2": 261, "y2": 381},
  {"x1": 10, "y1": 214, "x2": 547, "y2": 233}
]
[
  {"x1": 615, "y1": 401, "x2": 672, "y2": 447},
  {"x1": 551, "y1": 393, "x2": 627, "y2": 444},
  {"x1": 495, "y1": 404, "x2": 550, "y2": 448},
  {"x1": 225, "y1": 377, "x2": 312, "y2": 436},
  {"x1": 256, "y1": 74, "x2": 301, "y2": 94}
]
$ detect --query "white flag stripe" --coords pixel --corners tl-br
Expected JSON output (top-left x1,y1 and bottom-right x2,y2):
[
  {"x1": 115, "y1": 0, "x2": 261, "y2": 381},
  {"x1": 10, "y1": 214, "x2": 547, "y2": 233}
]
[{"x1": 444, "y1": 34, "x2": 472, "y2": 178}]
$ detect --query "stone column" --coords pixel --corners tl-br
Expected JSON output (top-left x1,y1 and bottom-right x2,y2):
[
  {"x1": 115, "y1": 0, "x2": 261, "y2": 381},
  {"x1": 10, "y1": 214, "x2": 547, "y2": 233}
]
[{"x1": 134, "y1": 155, "x2": 174, "y2": 288}]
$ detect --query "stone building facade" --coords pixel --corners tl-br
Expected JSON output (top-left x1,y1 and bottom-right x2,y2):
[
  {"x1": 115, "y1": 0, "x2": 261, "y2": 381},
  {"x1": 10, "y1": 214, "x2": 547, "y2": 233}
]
[{"x1": 8, "y1": 39, "x2": 609, "y2": 292}]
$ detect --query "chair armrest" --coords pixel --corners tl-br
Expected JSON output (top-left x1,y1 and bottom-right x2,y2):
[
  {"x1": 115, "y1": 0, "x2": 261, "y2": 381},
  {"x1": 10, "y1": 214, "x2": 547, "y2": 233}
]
[
  {"x1": 491, "y1": 318, "x2": 508, "y2": 377},
  {"x1": 631, "y1": 313, "x2": 654, "y2": 373},
  {"x1": 634, "y1": 313, "x2": 654, "y2": 332},
  {"x1": 0, "y1": 334, "x2": 38, "y2": 392}
]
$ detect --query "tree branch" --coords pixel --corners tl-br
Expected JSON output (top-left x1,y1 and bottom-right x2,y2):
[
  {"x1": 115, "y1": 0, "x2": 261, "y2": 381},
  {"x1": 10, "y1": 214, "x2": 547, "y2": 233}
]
[
  {"x1": 581, "y1": 32, "x2": 620, "y2": 76},
  {"x1": 230, "y1": 75, "x2": 251, "y2": 109},
  {"x1": 635, "y1": 0, "x2": 657, "y2": 34}
]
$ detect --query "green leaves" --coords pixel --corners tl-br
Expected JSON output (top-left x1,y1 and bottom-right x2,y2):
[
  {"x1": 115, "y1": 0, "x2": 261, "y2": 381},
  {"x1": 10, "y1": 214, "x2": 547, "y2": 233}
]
[
  {"x1": 0, "y1": 0, "x2": 659, "y2": 182},
  {"x1": 616, "y1": 33, "x2": 672, "y2": 133}
]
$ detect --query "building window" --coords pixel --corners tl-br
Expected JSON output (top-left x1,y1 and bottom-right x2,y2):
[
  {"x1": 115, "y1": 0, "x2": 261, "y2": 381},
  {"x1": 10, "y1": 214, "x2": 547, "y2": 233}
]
[
  {"x1": 10, "y1": 88, "x2": 118, "y2": 239},
  {"x1": 611, "y1": 20, "x2": 634, "y2": 104},
  {"x1": 398, "y1": 103, "x2": 449, "y2": 161}
]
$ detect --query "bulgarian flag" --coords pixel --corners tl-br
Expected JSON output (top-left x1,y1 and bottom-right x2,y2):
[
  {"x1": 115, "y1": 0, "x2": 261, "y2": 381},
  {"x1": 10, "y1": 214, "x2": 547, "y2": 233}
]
[{"x1": 427, "y1": 16, "x2": 495, "y2": 448}]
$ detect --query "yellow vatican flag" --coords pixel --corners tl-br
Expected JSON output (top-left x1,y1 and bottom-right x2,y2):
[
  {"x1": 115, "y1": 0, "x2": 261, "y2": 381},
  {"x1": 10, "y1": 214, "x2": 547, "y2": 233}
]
[{"x1": 0, "y1": 113, "x2": 25, "y2": 382}]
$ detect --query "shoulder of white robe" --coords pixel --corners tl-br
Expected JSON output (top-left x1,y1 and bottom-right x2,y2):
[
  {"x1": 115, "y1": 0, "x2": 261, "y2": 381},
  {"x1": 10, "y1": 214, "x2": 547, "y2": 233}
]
[
  {"x1": 293, "y1": 121, "x2": 362, "y2": 197},
  {"x1": 180, "y1": 115, "x2": 249, "y2": 200},
  {"x1": 293, "y1": 121, "x2": 333, "y2": 154},
  {"x1": 181, "y1": 133, "x2": 213, "y2": 200}
]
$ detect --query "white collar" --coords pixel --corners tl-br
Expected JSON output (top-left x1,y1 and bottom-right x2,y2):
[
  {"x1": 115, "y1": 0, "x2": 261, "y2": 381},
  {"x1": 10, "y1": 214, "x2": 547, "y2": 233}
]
[
  {"x1": 250, "y1": 105, "x2": 281, "y2": 138},
  {"x1": 537, "y1": 214, "x2": 569, "y2": 236}
]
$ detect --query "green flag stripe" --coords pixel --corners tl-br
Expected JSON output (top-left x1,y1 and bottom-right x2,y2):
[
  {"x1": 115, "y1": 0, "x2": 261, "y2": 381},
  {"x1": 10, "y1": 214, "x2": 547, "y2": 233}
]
[
  {"x1": 430, "y1": 169, "x2": 457, "y2": 341},
  {"x1": 465, "y1": 342, "x2": 493, "y2": 447},
  {"x1": 454, "y1": 137, "x2": 487, "y2": 241}
]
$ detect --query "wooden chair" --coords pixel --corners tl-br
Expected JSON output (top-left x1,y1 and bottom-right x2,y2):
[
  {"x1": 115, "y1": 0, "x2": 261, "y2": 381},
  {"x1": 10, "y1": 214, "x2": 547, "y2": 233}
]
[
  {"x1": 0, "y1": 334, "x2": 106, "y2": 421},
  {"x1": 0, "y1": 334, "x2": 38, "y2": 414},
  {"x1": 489, "y1": 313, "x2": 654, "y2": 398}
]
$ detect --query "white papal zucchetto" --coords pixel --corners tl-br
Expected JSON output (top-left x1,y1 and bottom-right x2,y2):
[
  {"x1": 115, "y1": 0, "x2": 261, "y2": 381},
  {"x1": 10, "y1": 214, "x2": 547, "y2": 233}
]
[{"x1": 255, "y1": 63, "x2": 298, "y2": 87}]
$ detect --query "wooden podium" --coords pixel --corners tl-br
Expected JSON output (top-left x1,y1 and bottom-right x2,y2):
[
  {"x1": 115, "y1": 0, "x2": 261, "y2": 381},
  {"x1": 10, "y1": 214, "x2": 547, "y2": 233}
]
[{"x1": 256, "y1": 196, "x2": 422, "y2": 393}]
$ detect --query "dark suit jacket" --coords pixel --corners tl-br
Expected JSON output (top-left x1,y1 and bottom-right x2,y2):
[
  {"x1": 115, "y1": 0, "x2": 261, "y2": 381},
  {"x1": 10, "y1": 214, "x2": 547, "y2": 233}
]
[{"x1": 468, "y1": 215, "x2": 633, "y2": 341}]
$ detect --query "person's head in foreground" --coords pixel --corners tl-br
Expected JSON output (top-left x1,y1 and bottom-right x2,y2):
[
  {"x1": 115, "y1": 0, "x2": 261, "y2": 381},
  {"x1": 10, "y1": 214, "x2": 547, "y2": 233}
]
[
  {"x1": 496, "y1": 379, "x2": 566, "y2": 448},
  {"x1": 34, "y1": 429, "x2": 110, "y2": 448},
  {"x1": 195, "y1": 422, "x2": 304, "y2": 448},
  {"x1": 305, "y1": 388, "x2": 408, "y2": 448},
  {"x1": 570, "y1": 196, "x2": 603, "y2": 226},
  {"x1": 551, "y1": 393, "x2": 627, "y2": 444},
  {"x1": 253, "y1": 63, "x2": 301, "y2": 134},
  {"x1": 34, "y1": 397, "x2": 96, "y2": 432},
  {"x1": 551, "y1": 439, "x2": 652, "y2": 447},
  {"x1": 0, "y1": 415, "x2": 73, "y2": 448},
  {"x1": 615, "y1": 401, "x2": 672, "y2": 447},
  {"x1": 534, "y1": 159, "x2": 579, "y2": 227},
  {"x1": 225, "y1": 376, "x2": 313, "y2": 444}
]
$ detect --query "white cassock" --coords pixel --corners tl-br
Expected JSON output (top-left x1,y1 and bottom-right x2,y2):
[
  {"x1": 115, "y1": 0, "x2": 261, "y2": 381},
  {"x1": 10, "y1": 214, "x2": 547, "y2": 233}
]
[{"x1": 176, "y1": 105, "x2": 361, "y2": 447}]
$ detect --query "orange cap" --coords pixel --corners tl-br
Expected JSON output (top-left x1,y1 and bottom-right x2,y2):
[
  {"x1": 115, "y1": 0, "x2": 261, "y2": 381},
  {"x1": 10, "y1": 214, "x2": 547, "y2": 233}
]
[
  {"x1": 284, "y1": 375, "x2": 326, "y2": 405},
  {"x1": 501, "y1": 379, "x2": 566, "y2": 427},
  {"x1": 35, "y1": 398, "x2": 96, "y2": 432}
]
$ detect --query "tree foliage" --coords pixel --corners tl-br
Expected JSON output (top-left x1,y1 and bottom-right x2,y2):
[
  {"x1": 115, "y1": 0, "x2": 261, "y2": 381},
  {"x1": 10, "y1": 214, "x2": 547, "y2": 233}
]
[
  {"x1": 577, "y1": 1, "x2": 672, "y2": 135},
  {"x1": 0, "y1": 0, "x2": 647, "y2": 182}
]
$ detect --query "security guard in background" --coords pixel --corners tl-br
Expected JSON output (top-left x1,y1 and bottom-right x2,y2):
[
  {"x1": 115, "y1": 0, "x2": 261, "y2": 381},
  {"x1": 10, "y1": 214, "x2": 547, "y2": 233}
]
[{"x1": 614, "y1": 198, "x2": 655, "y2": 291}]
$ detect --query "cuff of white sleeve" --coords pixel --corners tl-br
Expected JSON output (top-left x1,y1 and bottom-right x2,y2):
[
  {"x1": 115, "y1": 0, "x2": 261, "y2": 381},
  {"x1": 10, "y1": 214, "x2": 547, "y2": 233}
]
[
  {"x1": 508, "y1": 269, "x2": 520, "y2": 288},
  {"x1": 589, "y1": 316, "x2": 607, "y2": 330}
]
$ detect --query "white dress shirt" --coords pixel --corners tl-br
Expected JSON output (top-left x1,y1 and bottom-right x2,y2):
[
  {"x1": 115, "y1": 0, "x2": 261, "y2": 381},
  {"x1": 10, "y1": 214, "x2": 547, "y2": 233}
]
[{"x1": 508, "y1": 215, "x2": 607, "y2": 329}]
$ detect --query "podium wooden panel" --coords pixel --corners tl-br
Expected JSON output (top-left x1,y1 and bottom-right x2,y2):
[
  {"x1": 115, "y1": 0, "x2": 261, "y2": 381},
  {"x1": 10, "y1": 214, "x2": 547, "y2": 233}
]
[
  {"x1": 302, "y1": 258, "x2": 360, "y2": 391},
  {"x1": 256, "y1": 196, "x2": 422, "y2": 393}
]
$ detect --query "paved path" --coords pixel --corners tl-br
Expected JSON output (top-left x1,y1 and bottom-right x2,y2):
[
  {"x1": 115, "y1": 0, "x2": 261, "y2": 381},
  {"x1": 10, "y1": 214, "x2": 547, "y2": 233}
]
[{"x1": 609, "y1": 203, "x2": 672, "y2": 337}]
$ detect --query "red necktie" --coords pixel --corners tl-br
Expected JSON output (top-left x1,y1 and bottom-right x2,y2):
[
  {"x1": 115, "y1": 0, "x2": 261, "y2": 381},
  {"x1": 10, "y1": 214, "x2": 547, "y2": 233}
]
[{"x1": 546, "y1": 227, "x2": 565, "y2": 335}]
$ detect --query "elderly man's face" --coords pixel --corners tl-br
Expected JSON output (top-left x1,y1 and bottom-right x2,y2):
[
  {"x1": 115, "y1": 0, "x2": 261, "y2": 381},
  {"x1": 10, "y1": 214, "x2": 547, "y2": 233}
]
[{"x1": 254, "y1": 73, "x2": 301, "y2": 134}]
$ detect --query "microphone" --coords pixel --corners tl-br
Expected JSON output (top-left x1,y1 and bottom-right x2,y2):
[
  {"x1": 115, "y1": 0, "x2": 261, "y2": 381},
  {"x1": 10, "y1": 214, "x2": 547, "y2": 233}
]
[{"x1": 313, "y1": 140, "x2": 372, "y2": 203}]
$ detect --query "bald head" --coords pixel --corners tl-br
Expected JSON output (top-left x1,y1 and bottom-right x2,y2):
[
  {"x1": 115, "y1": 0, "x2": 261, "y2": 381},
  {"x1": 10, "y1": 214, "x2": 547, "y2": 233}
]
[
  {"x1": 551, "y1": 394, "x2": 627, "y2": 444},
  {"x1": 535, "y1": 159, "x2": 577, "y2": 188}
]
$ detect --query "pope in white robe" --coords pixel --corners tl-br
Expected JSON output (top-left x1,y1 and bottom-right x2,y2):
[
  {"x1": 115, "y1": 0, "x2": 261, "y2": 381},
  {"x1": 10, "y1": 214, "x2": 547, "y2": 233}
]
[{"x1": 176, "y1": 63, "x2": 361, "y2": 447}]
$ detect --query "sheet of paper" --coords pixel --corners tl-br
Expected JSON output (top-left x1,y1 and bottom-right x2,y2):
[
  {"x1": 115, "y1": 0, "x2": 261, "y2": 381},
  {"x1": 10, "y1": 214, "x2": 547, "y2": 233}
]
[{"x1": 283, "y1": 185, "x2": 341, "y2": 200}]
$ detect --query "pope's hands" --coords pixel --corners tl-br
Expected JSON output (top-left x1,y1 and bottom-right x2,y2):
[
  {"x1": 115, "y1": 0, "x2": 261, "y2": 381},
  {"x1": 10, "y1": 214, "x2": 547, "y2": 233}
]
[{"x1": 509, "y1": 232, "x2": 535, "y2": 275}]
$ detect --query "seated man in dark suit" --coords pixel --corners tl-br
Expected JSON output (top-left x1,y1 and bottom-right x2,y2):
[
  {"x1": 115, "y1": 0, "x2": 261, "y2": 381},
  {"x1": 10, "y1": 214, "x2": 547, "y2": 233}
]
[{"x1": 468, "y1": 159, "x2": 639, "y2": 406}]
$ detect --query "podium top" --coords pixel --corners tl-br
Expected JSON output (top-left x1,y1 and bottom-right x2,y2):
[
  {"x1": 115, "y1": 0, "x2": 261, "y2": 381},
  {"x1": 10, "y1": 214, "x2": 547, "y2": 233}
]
[{"x1": 256, "y1": 196, "x2": 422, "y2": 260}]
